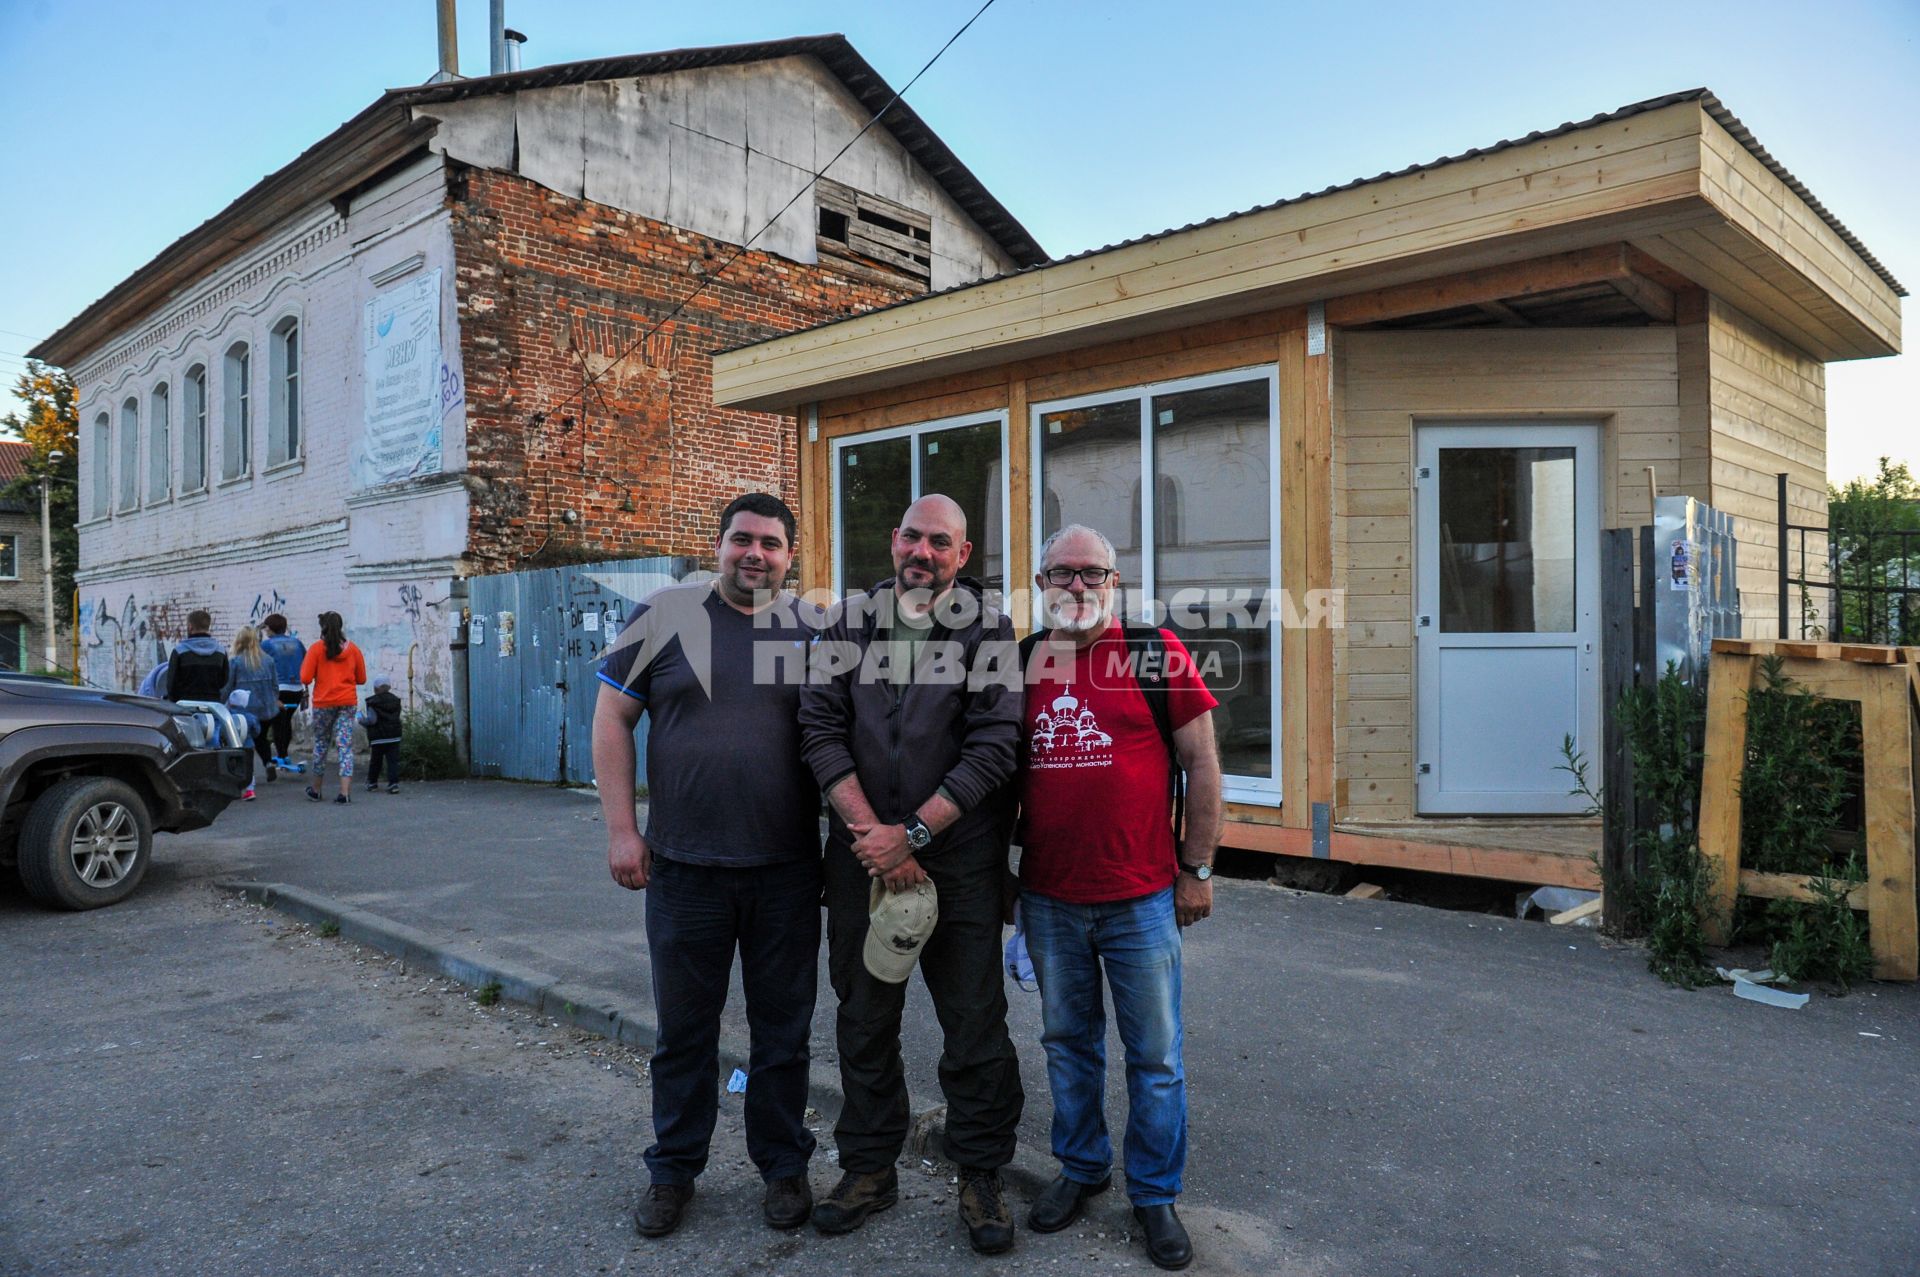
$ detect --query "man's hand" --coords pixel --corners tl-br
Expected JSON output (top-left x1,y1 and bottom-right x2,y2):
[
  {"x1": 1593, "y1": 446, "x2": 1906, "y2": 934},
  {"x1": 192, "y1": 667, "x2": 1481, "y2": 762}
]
[
  {"x1": 1174, "y1": 871, "x2": 1213, "y2": 927},
  {"x1": 850, "y1": 821, "x2": 912, "y2": 877},
  {"x1": 881, "y1": 854, "x2": 928, "y2": 892},
  {"x1": 609, "y1": 828, "x2": 652, "y2": 891}
]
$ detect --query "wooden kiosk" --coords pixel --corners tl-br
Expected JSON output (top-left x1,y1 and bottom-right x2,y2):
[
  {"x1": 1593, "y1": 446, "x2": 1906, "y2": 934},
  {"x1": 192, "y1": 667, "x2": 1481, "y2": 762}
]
[{"x1": 713, "y1": 90, "x2": 1904, "y2": 889}]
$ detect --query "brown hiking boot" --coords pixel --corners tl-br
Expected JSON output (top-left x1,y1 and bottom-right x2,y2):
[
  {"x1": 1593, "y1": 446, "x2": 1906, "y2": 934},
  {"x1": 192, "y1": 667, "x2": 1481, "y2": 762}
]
[
  {"x1": 958, "y1": 1167, "x2": 1014, "y2": 1255},
  {"x1": 633, "y1": 1182, "x2": 694, "y2": 1237},
  {"x1": 811, "y1": 1168, "x2": 898, "y2": 1234},
  {"x1": 763, "y1": 1175, "x2": 813, "y2": 1229}
]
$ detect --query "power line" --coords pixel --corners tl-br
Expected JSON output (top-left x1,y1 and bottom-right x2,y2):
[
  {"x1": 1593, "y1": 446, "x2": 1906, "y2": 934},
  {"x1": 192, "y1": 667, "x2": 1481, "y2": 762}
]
[{"x1": 524, "y1": 0, "x2": 1000, "y2": 431}]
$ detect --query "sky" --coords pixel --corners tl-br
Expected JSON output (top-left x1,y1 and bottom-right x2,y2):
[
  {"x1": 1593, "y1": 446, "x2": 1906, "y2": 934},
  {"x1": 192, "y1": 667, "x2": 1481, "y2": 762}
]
[{"x1": 1, "y1": 0, "x2": 1914, "y2": 484}]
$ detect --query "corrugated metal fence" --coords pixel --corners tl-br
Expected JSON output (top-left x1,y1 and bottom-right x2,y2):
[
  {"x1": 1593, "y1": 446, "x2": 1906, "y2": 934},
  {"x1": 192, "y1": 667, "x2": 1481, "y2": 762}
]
[{"x1": 467, "y1": 555, "x2": 695, "y2": 784}]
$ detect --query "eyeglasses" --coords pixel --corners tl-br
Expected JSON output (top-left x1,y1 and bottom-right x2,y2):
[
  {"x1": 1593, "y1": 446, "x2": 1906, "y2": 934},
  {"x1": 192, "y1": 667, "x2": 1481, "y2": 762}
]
[{"x1": 1042, "y1": 566, "x2": 1114, "y2": 587}]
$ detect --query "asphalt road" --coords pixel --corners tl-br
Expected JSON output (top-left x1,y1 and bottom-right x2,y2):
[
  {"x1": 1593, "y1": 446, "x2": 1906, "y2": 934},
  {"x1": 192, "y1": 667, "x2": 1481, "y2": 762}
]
[{"x1": 5, "y1": 774, "x2": 1919, "y2": 1275}]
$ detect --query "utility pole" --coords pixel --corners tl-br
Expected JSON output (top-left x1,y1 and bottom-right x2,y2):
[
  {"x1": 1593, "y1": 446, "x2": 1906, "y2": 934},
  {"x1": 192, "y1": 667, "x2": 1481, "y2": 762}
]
[{"x1": 41, "y1": 449, "x2": 62, "y2": 673}]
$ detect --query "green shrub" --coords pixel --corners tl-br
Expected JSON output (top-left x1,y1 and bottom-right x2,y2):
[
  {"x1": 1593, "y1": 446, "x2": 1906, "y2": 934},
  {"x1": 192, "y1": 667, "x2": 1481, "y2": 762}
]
[{"x1": 400, "y1": 701, "x2": 465, "y2": 781}]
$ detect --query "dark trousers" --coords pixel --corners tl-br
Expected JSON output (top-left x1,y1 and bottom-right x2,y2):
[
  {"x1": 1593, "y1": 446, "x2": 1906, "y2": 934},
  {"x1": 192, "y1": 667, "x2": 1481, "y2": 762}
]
[
  {"x1": 824, "y1": 831, "x2": 1023, "y2": 1173},
  {"x1": 271, "y1": 691, "x2": 302, "y2": 758},
  {"x1": 643, "y1": 854, "x2": 822, "y2": 1185},
  {"x1": 366, "y1": 743, "x2": 400, "y2": 786}
]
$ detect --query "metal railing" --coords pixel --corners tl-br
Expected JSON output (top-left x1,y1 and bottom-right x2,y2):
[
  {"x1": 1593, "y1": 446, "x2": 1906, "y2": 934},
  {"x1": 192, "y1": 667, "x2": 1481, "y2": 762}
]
[{"x1": 1778, "y1": 472, "x2": 1920, "y2": 644}]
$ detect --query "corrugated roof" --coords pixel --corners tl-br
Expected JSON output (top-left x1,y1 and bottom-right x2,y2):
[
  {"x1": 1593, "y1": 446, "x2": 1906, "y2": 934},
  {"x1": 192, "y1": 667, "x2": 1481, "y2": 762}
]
[
  {"x1": 0, "y1": 441, "x2": 31, "y2": 487},
  {"x1": 721, "y1": 88, "x2": 1905, "y2": 357},
  {"x1": 33, "y1": 34, "x2": 1044, "y2": 367}
]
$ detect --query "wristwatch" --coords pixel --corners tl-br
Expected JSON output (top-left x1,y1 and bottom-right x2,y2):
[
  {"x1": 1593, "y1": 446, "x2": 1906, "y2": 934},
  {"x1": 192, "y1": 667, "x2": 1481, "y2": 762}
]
[
  {"x1": 1180, "y1": 862, "x2": 1213, "y2": 881},
  {"x1": 903, "y1": 815, "x2": 933, "y2": 850}
]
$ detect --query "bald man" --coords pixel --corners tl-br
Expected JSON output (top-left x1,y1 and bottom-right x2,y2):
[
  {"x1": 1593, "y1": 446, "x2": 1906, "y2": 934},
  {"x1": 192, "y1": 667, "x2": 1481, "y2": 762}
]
[{"x1": 799, "y1": 494, "x2": 1026, "y2": 1254}]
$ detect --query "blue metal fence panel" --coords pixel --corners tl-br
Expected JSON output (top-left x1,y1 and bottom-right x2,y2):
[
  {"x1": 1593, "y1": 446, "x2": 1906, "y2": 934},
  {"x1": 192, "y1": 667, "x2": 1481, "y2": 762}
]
[{"x1": 467, "y1": 555, "x2": 695, "y2": 784}]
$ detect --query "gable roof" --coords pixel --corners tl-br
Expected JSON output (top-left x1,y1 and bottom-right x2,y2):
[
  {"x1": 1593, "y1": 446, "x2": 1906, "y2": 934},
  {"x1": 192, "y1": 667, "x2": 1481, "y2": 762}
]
[{"x1": 33, "y1": 34, "x2": 1045, "y2": 370}]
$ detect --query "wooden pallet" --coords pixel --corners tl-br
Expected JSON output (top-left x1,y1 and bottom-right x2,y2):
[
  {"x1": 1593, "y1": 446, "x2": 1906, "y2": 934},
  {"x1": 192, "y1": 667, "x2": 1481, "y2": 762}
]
[{"x1": 1698, "y1": 639, "x2": 1920, "y2": 980}]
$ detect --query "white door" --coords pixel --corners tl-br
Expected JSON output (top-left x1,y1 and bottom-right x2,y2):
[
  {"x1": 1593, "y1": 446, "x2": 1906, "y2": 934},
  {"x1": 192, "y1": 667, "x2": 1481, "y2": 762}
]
[{"x1": 1415, "y1": 423, "x2": 1600, "y2": 815}]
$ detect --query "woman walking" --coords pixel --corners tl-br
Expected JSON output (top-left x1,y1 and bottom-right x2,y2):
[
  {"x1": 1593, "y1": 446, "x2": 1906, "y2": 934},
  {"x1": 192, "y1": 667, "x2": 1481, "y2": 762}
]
[
  {"x1": 222, "y1": 625, "x2": 281, "y2": 800},
  {"x1": 299, "y1": 611, "x2": 367, "y2": 805}
]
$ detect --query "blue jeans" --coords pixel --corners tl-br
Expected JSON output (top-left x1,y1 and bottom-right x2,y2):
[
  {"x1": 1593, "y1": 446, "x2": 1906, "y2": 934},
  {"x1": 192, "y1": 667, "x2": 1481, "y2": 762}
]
[
  {"x1": 1022, "y1": 887, "x2": 1185, "y2": 1205},
  {"x1": 643, "y1": 854, "x2": 821, "y2": 1184}
]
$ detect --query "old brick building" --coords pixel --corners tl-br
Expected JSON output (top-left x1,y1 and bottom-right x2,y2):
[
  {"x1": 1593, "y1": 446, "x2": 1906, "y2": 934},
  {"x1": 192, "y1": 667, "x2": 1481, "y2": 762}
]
[
  {"x1": 35, "y1": 36, "x2": 1041, "y2": 702},
  {"x1": 0, "y1": 441, "x2": 55, "y2": 672}
]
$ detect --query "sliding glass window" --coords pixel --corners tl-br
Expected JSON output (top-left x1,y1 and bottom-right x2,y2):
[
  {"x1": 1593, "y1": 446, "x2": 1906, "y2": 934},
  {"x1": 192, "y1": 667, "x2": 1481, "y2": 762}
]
[{"x1": 832, "y1": 414, "x2": 1008, "y2": 602}]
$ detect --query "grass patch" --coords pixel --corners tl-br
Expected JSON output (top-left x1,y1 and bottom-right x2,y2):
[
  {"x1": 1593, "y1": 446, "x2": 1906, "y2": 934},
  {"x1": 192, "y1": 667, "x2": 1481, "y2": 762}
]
[
  {"x1": 474, "y1": 979, "x2": 503, "y2": 1007},
  {"x1": 315, "y1": 919, "x2": 341, "y2": 939},
  {"x1": 400, "y1": 701, "x2": 465, "y2": 782}
]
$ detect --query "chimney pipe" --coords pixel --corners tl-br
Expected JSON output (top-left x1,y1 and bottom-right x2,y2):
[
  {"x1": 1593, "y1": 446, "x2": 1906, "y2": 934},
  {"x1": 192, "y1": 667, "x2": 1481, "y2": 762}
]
[
  {"x1": 505, "y1": 28, "x2": 527, "y2": 72},
  {"x1": 488, "y1": 0, "x2": 507, "y2": 75},
  {"x1": 433, "y1": 0, "x2": 460, "y2": 81}
]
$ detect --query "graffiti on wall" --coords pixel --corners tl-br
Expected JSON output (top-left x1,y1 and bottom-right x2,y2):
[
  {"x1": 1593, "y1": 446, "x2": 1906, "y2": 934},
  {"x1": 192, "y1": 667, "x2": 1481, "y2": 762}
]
[
  {"x1": 249, "y1": 590, "x2": 289, "y2": 625},
  {"x1": 83, "y1": 593, "x2": 184, "y2": 690}
]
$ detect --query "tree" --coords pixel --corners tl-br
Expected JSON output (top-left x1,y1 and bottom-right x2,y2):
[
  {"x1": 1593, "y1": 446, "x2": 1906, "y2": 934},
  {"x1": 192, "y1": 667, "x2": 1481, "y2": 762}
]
[
  {"x1": 1826, "y1": 457, "x2": 1920, "y2": 643},
  {"x1": 0, "y1": 360, "x2": 80, "y2": 623}
]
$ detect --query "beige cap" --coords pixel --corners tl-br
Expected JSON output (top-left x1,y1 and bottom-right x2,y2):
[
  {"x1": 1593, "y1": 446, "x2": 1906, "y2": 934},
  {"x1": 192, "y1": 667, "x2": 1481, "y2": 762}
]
[{"x1": 863, "y1": 878, "x2": 939, "y2": 984}]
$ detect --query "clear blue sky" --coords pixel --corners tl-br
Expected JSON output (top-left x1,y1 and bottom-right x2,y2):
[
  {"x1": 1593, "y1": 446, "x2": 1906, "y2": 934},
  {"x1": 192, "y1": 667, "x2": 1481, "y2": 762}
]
[{"x1": 2, "y1": 0, "x2": 1914, "y2": 482}]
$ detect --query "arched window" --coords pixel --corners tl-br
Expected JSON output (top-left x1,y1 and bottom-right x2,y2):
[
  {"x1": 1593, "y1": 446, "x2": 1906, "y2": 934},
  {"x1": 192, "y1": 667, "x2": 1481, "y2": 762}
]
[
  {"x1": 91, "y1": 411, "x2": 110, "y2": 519},
  {"x1": 182, "y1": 366, "x2": 208, "y2": 492},
  {"x1": 222, "y1": 342, "x2": 250, "y2": 480},
  {"x1": 148, "y1": 382, "x2": 171, "y2": 502},
  {"x1": 269, "y1": 318, "x2": 300, "y2": 465},
  {"x1": 118, "y1": 397, "x2": 139, "y2": 512}
]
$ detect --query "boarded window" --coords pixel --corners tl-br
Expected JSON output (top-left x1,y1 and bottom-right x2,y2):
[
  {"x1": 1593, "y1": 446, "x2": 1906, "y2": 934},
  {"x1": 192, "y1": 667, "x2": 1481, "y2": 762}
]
[{"x1": 816, "y1": 178, "x2": 932, "y2": 289}]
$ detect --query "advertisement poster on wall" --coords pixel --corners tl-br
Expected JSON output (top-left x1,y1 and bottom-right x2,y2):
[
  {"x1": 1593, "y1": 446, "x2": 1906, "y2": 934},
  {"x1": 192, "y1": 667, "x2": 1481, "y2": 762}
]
[{"x1": 354, "y1": 268, "x2": 445, "y2": 489}]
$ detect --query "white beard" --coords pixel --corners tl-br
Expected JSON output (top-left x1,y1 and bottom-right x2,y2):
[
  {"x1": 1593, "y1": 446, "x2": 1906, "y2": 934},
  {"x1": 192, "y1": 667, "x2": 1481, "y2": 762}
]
[{"x1": 1046, "y1": 596, "x2": 1109, "y2": 634}]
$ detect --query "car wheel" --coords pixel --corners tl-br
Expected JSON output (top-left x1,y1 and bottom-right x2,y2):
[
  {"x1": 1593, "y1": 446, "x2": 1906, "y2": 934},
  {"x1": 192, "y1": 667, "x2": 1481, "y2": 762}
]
[{"x1": 17, "y1": 776, "x2": 153, "y2": 910}]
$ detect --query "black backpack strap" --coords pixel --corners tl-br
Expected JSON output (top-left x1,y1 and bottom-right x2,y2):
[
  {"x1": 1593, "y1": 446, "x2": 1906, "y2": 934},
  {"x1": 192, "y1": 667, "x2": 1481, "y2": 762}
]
[{"x1": 1120, "y1": 623, "x2": 1185, "y2": 852}]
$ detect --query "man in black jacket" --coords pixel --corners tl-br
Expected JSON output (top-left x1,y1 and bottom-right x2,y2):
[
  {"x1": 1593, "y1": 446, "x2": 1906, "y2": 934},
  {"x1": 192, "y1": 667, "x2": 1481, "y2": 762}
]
[
  {"x1": 800, "y1": 494, "x2": 1024, "y2": 1254},
  {"x1": 161, "y1": 610, "x2": 229, "y2": 704}
]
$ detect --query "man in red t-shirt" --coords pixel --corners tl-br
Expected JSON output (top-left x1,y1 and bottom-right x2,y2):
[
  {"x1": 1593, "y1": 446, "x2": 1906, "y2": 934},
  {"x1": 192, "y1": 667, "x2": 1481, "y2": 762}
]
[{"x1": 1016, "y1": 523, "x2": 1222, "y2": 1272}]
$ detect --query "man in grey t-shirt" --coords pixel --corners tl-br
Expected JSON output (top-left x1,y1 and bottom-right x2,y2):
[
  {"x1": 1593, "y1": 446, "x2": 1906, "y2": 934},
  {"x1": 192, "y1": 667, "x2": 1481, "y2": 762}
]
[{"x1": 592, "y1": 493, "x2": 823, "y2": 1239}]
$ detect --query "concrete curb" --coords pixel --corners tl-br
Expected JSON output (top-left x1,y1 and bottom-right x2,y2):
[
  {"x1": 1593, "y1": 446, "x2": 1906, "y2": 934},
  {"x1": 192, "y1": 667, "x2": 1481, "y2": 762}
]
[{"x1": 217, "y1": 878, "x2": 1055, "y2": 1195}]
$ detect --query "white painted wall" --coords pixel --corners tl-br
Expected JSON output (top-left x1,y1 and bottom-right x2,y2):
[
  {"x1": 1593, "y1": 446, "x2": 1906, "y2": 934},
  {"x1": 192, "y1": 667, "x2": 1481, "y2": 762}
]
[
  {"x1": 415, "y1": 57, "x2": 1019, "y2": 290},
  {"x1": 72, "y1": 153, "x2": 468, "y2": 705}
]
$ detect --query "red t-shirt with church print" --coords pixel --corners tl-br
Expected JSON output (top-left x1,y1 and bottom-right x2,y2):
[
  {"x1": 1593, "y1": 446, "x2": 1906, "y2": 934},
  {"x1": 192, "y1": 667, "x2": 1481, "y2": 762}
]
[{"x1": 1018, "y1": 625, "x2": 1218, "y2": 904}]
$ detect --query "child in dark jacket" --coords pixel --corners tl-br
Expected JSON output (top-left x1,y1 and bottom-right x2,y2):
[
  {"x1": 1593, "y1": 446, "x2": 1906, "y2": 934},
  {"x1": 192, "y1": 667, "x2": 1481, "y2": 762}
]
[{"x1": 360, "y1": 675, "x2": 405, "y2": 794}]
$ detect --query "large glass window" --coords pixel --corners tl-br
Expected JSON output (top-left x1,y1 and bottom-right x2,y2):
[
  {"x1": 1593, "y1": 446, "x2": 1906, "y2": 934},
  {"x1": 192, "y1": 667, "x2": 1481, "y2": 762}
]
[
  {"x1": 1037, "y1": 369, "x2": 1278, "y2": 795},
  {"x1": 833, "y1": 416, "x2": 1006, "y2": 600},
  {"x1": 118, "y1": 397, "x2": 139, "y2": 512},
  {"x1": 91, "y1": 412, "x2": 110, "y2": 519},
  {"x1": 1437, "y1": 446, "x2": 1577, "y2": 633},
  {"x1": 182, "y1": 365, "x2": 208, "y2": 492},
  {"x1": 148, "y1": 382, "x2": 170, "y2": 502}
]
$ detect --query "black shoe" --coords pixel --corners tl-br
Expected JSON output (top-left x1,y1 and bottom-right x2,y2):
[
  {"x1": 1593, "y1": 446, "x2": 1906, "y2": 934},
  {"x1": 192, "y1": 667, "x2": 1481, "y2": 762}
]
[
  {"x1": 811, "y1": 1168, "x2": 897, "y2": 1234},
  {"x1": 388, "y1": 784, "x2": 401, "y2": 794},
  {"x1": 305, "y1": 786, "x2": 322, "y2": 802},
  {"x1": 266, "y1": 764, "x2": 277, "y2": 782},
  {"x1": 634, "y1": 1182, "x2": 694, "y2": 1237},
  {"x1": 1029, "y1": 1172, "x2": 1110, "y2": 1233},
  {"x1": 333, "y1": 793, "x2": 350, "y2": 805},
  {"x1": 763, "y1": 1175, "x2": 812, "y2": 1229},
  {"x1": 1133, "y1": 1204, "x2": 1193, "y2": 1270},
  {"x1": 957, "y1": 1167, "x2": 1014, "y2": 1255}
]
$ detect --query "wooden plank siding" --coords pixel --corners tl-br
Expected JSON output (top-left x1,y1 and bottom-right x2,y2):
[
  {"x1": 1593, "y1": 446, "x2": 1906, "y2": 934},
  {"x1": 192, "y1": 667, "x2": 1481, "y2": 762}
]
[
  {"x1": 1336, "y1": 328, "x2": 1684, "y2": 821},
  {"x1": 1703, "y1": 297, "x2": 1827, "y2": 638}
]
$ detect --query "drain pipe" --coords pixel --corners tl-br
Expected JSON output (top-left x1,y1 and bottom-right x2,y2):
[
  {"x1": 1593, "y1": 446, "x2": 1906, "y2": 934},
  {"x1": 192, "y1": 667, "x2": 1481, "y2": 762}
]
[{"x1": 449, "y1": 576, "x2": 472, "y2": 771}]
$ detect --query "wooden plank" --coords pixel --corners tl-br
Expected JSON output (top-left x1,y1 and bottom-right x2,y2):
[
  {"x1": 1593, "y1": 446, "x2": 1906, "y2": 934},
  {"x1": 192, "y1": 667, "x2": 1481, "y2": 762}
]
[
  {"x1": 1608, "y1": 269, "x2": 1677, "y2": 323},
  {"x1": 1698, "y1": 651, "x2": 1756, "y2": 944},
  {"x1": 1838, "y1": 644, "x2": 1900, "y2": 664},
  {"x1": 1306, "y1": 325, "x2": 1336, "y2": 824},
  {"x1": 1549, "y1": 898, "x2": 1603, "y2": 925},
  {"x1": 1280, "y1": 326, "x2": 1310, "y2": 826},
  {"x1": 1006, "y1": 376, "x2": 1031, "y2": 636},
  {"x1": 1710, "y1": 637, "x2": 1768, "y2": 655},
  {"x1": 819, "y1": 385, "x2": 1010, "y2": 438},
  {"x1": 1862, "y1": 671, "x2": 1918, "y2": 980},
  {"x1": 1324, "y1": 244, "x2": 1636, "y2": 327},
  {"x1": 1223, "y1": 821, "x2": 1603, "y2": 888},
  {"x1": 1344, "y1": 882, "x2": 1387, "y2": 900},
  {"x1": 1738, "y1": 869, "x2": 1868, "y2": 910}
]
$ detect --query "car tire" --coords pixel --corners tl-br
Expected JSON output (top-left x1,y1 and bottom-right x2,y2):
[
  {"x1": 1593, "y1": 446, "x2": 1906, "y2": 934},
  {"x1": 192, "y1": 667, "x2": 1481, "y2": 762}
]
[{"x1": 17, "y1": 776, "x2": 153, "y2": 910}]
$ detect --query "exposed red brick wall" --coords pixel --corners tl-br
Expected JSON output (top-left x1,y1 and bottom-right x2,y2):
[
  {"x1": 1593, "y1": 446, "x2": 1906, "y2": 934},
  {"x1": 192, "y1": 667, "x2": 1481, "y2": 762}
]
[{"x1": 448, "y1": 165, "x2": 915, "y2": 574}]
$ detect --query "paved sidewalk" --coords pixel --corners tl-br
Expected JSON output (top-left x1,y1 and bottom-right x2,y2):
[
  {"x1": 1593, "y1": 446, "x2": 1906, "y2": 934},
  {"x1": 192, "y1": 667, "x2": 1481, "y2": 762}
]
[{"x1": 166, "y1": 775, "x2": 1920, "y2": 1276}]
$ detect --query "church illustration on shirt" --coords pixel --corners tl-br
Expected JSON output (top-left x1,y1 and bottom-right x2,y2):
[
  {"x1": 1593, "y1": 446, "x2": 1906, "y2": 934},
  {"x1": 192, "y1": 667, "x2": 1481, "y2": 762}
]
[{"x1": 1031, "y1": 689, "x2": 1113, "y2": 764}]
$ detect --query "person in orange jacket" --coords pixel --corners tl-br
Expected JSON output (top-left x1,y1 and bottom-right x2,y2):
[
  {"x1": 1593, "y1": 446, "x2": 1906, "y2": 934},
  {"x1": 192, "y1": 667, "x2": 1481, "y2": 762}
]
[{"x1": 299, "y1": 610, "x2": 367, "y2": 805}]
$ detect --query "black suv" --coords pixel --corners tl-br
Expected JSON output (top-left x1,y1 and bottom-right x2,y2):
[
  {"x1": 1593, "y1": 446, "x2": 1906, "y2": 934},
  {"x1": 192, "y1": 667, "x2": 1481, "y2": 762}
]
[{"x1": 0, "y1": 673, "x2": 252, "y2": 909}]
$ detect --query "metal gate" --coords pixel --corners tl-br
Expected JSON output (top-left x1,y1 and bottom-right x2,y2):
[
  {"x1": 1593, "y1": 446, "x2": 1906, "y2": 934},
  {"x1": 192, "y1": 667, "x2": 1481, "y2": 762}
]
[{"x1": 467, "y1": 555, "x2": 695, "y2": 783}]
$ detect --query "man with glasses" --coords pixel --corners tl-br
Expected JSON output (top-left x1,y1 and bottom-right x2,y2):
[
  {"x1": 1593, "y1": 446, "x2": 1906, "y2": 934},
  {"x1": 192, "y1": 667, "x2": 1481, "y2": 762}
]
[
  {"x1": 1016, "y1": 524, "x2": 1222, "y2": 1271},
  {"x1": 799, "y1": 493, "x2": 1025, "y2": 1254}
]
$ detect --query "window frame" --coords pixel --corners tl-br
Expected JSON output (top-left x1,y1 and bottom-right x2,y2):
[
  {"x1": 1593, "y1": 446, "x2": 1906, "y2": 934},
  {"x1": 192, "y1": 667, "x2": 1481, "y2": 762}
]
[
  {"x1": 1030, "y1": 364, "x2": 1283, "y2": 804},
  {"x1": 117, "y1": 395, "x2": 140, "y2": 513},
  {"x1": 221, "y1": 341, "x2": 252, "y2": 483},
  {"x1": 90, "y1": 410, "x2": 111, "y2": 520},
  {"x1": 268, "y1": 316, "x2": 301, "y2": 468},
  {"x1": 0, "y1": 534, "x2": 17, "y2": 581},
  {"x1": 181, "y1": 364, "x2": 209, "y2": 495},
  {"x1": 0, "y1": 617, "x2": 23, "y2": 671},
  {"x1": 827, "y1": 409, "x2": 1012, "y2": 603},
  {"x1": 147, "y1": 380, "x2": 172, "y2": 505}
]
